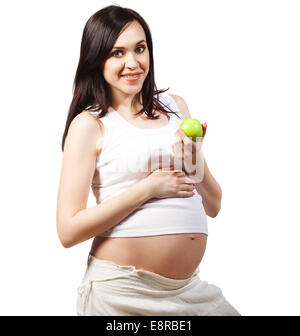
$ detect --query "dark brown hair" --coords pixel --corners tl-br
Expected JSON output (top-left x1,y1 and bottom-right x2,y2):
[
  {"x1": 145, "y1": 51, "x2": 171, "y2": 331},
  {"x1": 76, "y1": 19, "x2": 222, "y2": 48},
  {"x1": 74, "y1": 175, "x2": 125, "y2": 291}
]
[{"x1": 61, "y1": 5, "x2": 179, "y2": 151}]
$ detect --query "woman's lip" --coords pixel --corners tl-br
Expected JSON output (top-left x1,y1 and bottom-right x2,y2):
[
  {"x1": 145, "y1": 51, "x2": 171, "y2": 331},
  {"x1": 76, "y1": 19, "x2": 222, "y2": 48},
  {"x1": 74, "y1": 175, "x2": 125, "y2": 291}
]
[
  {"x1": 121, "y1": 74, "x2": 142, "y2": 81},
  {"x1": 121, "y1": 72, "x2": 143, "y2": 76}
]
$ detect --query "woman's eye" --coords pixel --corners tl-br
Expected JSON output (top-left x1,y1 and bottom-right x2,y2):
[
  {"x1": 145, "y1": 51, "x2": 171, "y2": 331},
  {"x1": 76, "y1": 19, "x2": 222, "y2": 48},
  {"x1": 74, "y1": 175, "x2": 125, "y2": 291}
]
[
  {"x1": 111, "y1": 46, "x2": 146, "y2": 58},
  {"x1": 136, "y1": 46, "x2": 146, "y2": 53},
  {"x1": 112, "y1": 50, "x2": 123, "y2": 57}
]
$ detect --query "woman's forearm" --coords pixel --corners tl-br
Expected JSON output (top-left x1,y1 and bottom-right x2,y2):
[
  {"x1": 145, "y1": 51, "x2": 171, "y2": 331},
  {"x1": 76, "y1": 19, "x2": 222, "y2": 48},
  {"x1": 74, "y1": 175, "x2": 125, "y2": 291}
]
[
  {"x1": 195, "y1": 157, "x2": 222, "y2": 217},
  {"x1": 60, "y1": 180, "x2": 152, "y2": 248}
]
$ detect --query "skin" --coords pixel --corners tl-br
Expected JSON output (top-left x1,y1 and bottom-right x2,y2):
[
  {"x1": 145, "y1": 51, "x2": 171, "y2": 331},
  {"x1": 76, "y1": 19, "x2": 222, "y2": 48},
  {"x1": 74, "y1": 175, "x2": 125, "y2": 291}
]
[
  {"x1": 57, "y1": 20, "x2": 222, "y2": 280},
  {"x1": 171, "y1": 95, "x2": 222, "y2": 217},
  {"x1": 91, "y1": 21, "x2": 221, "y2": 278},
  {"x1": 102, "y1": 20, "x2": 150, "y2": 117}
]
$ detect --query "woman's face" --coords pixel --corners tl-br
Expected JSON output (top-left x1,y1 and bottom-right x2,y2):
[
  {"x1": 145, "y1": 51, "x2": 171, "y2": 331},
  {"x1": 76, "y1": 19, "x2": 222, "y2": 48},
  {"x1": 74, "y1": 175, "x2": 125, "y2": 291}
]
[{"x1": 103, "y1": 20, "x2": 150, "y2": 100}]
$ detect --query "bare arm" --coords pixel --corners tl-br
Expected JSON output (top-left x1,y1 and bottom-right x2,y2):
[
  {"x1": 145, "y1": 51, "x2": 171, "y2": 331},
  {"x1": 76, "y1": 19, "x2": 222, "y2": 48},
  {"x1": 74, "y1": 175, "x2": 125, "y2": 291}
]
[
  {"x1": 63, "y1": 181, "x2": 152, "y2": 248},
  {"x1": 56, "y1": 112, "x2": 152, "y2": 248},
  {"x1": 56, "y1": 111, "x2": 197, "y2": 248},
  {"x1": 195, "y1": 157, "x2": 222, "y2": 217},
  {"x1": 170, "y1": 93, "x2": 222, "y2": 217}
]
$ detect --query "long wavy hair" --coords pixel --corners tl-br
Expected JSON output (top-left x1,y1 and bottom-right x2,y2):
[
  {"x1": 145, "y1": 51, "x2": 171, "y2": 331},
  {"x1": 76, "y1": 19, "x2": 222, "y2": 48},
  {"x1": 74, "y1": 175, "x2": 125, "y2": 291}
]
[{"x1": 61, "y1": 5, "x2": 179, "y2": 151}]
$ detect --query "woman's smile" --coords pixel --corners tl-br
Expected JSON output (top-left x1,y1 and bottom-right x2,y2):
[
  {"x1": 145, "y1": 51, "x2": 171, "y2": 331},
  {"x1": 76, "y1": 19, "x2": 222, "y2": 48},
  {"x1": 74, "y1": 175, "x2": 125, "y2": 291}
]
[{"x1": 120, "y1": 73, "x2": 142, "y2": 81}]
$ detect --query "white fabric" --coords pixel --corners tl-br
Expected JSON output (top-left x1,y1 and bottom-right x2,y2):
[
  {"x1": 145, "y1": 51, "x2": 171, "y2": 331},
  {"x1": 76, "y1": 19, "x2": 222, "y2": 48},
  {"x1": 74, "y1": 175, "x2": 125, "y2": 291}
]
[
  {"x1": 88, "y1": 92, "x2": 208, "y2": 237},
  {"x1": 76, "y1": 255, "x2": 241, "y2": 316}
]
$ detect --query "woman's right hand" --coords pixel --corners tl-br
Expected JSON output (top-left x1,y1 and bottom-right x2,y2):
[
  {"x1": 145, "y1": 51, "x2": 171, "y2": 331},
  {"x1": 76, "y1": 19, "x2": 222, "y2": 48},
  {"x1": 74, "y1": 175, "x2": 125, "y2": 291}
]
[{"x1": 144, "y1": 168, "x2": 196, "y2": 199}]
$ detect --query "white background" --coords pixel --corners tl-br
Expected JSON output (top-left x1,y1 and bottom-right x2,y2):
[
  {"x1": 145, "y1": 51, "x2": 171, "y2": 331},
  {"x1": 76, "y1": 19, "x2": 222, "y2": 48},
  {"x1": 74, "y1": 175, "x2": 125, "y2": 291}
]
[{"x1": 0, "y1": 0, "x2": 299, "y2": 316}]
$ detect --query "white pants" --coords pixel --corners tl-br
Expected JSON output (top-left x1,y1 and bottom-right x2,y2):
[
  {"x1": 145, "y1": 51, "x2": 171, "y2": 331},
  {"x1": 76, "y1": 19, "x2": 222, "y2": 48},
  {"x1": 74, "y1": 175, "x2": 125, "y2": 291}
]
[{"x1": 76, "y1": 254, "x2": 241, "y2": 316}]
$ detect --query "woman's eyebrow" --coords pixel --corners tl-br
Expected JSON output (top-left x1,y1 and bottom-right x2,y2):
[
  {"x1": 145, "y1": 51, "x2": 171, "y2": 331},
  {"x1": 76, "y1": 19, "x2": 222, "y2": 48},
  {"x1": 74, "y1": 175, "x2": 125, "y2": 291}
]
[{"x1": 113, "y1": 39, "x2": 146, "y2": 49}]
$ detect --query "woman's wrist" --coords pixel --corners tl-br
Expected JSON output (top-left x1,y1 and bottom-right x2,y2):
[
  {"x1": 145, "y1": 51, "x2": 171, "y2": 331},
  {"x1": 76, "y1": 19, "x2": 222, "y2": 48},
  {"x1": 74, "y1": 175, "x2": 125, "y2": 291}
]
[
  {"x1": 135, "y1": 177, "x2": 154, "y2": 201},
  {"x1": 184, "y1": 150, "x2": 205, "y2": 183}
]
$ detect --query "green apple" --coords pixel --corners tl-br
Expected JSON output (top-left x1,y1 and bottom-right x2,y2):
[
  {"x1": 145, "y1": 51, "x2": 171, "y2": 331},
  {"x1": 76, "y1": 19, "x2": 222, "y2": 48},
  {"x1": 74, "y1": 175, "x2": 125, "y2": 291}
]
[{"x1": 179, "y1": 118, "x2": 203, "y2": 141}]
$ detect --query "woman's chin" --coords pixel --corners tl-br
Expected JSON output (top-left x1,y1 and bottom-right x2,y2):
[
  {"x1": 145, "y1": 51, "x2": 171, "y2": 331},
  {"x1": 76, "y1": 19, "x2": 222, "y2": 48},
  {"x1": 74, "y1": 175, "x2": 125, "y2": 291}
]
[{"x1": 122, "y1": 87, "x2": 143, "y2": 95}]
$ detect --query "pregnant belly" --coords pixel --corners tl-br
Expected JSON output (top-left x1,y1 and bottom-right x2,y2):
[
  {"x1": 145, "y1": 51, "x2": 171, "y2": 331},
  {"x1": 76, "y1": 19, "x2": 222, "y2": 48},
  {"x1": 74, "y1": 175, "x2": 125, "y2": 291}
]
[{"x1": 90, "y1": 233, "x2": 207, "y2": 280}]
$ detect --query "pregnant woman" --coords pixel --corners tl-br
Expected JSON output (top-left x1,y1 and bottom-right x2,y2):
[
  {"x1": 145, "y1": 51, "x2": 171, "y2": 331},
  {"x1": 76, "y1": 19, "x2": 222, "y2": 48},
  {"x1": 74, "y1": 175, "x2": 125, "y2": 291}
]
[{"x1": 56, "y1": 5, "x2": 241, "y2": 316}]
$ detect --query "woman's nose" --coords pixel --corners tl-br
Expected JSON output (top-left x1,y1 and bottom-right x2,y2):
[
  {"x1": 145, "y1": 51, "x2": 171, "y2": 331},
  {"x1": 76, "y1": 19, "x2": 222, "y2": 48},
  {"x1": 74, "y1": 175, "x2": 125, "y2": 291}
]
[{"x1": 125, "y1": 52, "x2": 139, "y2": 68}]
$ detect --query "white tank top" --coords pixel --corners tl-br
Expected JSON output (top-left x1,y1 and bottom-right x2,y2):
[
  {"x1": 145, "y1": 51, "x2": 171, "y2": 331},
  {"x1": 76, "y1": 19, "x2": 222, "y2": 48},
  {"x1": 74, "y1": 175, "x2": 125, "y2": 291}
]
[{"x1": 89, "y1": 92, "x2": 208, "y2": 237}]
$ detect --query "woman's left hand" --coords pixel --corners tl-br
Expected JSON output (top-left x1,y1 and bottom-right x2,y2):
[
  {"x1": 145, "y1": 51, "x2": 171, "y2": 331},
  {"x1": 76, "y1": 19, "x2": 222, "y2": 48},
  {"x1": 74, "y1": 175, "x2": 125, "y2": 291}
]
[{"x1": 172, "y1": 123, "x2": 207, "y2": 180}]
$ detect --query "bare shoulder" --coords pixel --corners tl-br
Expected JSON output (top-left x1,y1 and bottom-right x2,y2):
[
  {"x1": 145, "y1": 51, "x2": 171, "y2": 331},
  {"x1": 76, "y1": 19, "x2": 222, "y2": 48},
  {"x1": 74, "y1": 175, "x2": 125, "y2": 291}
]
[
  {"x1": 70, "y1": 110, "x2": 103, "y2": 133},
  {"x1": 57, "y1": 111, "x2": 104, "y2": 242},
  {"x1": 169, "y1": 93, "x2": 191, "y2": 119},
  {"x1": 67, "y1": 111, "x2": 104, "y2": 157},
  {"x1": 169, "y1": 93, "x2": 184, "y2": 103}
]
